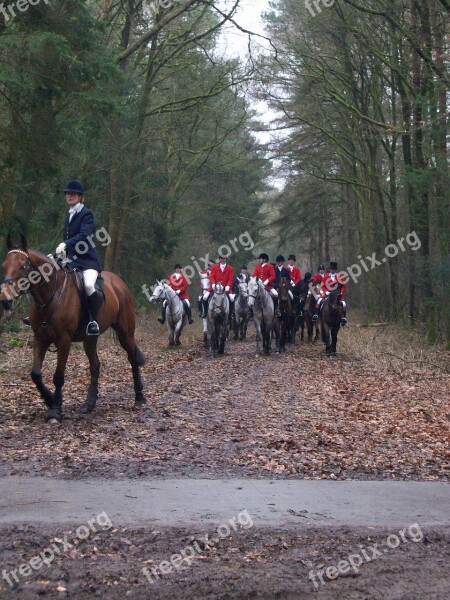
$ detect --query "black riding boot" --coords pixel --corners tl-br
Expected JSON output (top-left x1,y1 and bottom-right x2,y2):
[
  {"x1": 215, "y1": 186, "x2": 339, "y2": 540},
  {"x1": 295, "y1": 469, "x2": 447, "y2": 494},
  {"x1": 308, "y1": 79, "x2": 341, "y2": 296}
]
[
  {"x1": 158, "y1": 303, "x2": 167, "y2": 324},
  {"x1": 198, "y1": 298, "x2": 203, "y2": 318},
  {"x1": 22, "y1": 316, "x2": 31, "y2": 326},
  {"x1": 273, "y1": 297, "x2": 281, "y2": 317},
  {"x1": 184, "y1": 303, "x2": 194, "y2": 324},
  {"x1": 86, "y1": 291, "x2": 103, "y2": 336}
]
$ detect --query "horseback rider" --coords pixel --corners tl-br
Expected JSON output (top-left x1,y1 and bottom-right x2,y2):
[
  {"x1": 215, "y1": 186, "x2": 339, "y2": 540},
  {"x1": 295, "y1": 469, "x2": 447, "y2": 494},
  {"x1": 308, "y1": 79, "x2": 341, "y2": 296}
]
[
  {"x1": 274, "y1": 255, "x2": 294, "y2": 301},
  {"x1": 158, "y1": 264, "x2": 193, "y2": 325},
  {"x1": 24, "y1": 180, "x2": 104, "y2": 336},
  {"x1": 233, "y1": 264, "x2": 252, "y2": 318},
  {"x1": 198, "y1": 259, "x2": 215, "y2": 318},
  {"x1": 232, "y1": 264, "x2": 250, "y2": 292},
  {"x1": 312, "y1": 261, "x2": 347, "y2": 325},
  {"x1": 311, "y1": 263, "x2": 326, "y2": 286},
  {"x1": 252, "y1": 252, "x2": 280, "y2": 316},
  {"x1": 286, "y1": 254, "x2": 302, "y2": 287},
  {"x1": 209, "y1": 255, "x2": 235, "y2": 321}
]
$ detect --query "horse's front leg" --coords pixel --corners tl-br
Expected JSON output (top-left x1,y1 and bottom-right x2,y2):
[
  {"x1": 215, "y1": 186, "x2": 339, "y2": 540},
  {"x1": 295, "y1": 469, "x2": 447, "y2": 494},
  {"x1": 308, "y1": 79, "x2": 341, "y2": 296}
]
[
  {"x1": 167, "y1": 322, "x2": 175, "y2": 347},
  {"x1": 31, "y1": 338, "x2": 52, "y2": 408},
  {"x1": 254, "y1": 320, "x2": 261, "y2": 355},
  {"x1": 331, "y1": 325, "x2": 339, "y2": 354},
  {"x1": 174, "y1": 319, "x2": 183, "y2": 346},
  {"x1": 81, "y1": 338, "x2": 100, "y2": 413},
  {"x1": 47, "y1": 338, "x2": 71, "y2": 423}
]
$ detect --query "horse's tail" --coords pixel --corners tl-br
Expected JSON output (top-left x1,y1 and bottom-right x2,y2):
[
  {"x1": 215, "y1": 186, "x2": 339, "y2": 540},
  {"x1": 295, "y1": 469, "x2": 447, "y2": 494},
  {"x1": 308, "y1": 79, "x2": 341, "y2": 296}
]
[{"x1": 135, "y1": 344, "x2": 146, "y2": 366}]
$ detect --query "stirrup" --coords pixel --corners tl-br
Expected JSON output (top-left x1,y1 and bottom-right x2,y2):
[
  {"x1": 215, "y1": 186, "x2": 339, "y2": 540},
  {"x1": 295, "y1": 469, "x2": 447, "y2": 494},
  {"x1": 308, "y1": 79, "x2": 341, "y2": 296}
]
[
  {"x1": 86, "y1": 320, "x2": 100, "y2": 336},
  {"x1": 341, "y1": 317, "x2": 347, "y2": 326},
  {"x1": 312, "y1": 314, "x2": 318, "y2": 322},
  {"x1": 22, "y1": 316, "x2": 31, "y2": 326}
]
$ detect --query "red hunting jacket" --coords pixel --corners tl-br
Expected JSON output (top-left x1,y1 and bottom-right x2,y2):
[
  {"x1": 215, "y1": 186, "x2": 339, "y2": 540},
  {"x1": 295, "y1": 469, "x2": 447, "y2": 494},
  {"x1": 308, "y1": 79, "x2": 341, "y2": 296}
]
[
  {"x1": 286, "y1": 264, "x2": 302, "y2": 285},
  {"x1": 167, "y1": 273, "x2": 189, "y2": 300},
  {"x1": 253, "y1": 262, "x2": 276, "y2": 290},
  {"x1": 320, "y1": 272, "x2": 346, "y2": 299},
  {"x1": 209, "y1": 263, "x2": 234, "y2": 290}
]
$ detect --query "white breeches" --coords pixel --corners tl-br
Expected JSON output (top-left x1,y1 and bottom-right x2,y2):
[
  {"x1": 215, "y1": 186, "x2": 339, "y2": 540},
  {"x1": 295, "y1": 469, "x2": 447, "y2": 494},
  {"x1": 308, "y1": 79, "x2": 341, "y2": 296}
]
[
  {"x1": 202, "y1": 291, "x2": 210, "y2": 301},
  {"x1": 269, "y1": 289, "x2": 278, "y2": 298},
  {"x1": 288, "y1": 290, "x2": 293, "y2": 300},
  {"x1": 341, "y1": 300, "x2": 346, "y2": 308},
  {"x1": 229, "y1": 294, "x2": 235, "y2": 302},
  {"x1": 83, "y1": 269, "x2": 98, "y2": 296}
]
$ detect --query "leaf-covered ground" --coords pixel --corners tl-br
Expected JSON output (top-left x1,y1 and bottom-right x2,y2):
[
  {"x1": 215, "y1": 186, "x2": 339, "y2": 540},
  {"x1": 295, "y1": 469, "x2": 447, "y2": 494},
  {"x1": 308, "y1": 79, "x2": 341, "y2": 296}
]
[{"x1": 0, "y1": 318, "x2": 449, "y2": 481}]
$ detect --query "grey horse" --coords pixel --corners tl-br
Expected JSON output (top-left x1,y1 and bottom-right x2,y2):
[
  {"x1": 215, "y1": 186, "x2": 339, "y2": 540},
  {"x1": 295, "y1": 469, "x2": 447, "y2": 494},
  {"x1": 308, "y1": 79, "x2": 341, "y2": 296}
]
[
  {"x1": 150, "y1": 282, "x2": 186, "y2": 346},
  {"x1": 207, "y1": 283, "x2": 229, "y2": 357},
  {"x1": 233, "y1": 276, "x2": 250, "y2": 341},
  {"x1": 247, "y1": 276, "x2": 274, "y2": 355}
]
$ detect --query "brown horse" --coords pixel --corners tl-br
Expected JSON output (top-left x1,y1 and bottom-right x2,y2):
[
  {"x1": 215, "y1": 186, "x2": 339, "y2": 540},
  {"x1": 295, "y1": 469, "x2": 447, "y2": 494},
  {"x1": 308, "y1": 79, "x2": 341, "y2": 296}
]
[
  {"x1": 1, "y1": 236, "x2": 146, "y2": 423},
  {"x1": 320, "y1": 289, "x2": 344, "y2": 354},
  {"x1": 273, "y1": 277, "x2": 292, "y2": 353},
  {"x1": 303, "y1": 288, "x2": 320, "y2": 342}
]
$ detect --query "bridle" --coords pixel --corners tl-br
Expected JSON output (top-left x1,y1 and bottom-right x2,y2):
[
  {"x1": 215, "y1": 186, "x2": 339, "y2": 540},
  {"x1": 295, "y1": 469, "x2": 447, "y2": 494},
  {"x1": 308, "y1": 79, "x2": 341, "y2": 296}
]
[{"x1": 3, "y1": 249, "x2": 60, "y2": 309}]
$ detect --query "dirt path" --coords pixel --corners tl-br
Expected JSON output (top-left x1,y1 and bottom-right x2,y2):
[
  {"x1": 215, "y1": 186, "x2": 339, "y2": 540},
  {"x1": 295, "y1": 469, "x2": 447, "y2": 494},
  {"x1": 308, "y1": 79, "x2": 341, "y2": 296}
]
[{"x1": 0, "y1": 323, "x2": 448, "y2": 480}]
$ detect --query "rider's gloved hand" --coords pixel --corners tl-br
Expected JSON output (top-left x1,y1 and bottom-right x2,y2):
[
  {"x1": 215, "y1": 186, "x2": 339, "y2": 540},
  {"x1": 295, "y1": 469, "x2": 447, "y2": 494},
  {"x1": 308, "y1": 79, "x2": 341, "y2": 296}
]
[
  {"x1": 225, "y1": 286, "x2": 230, "y2": 292},
  {"x1": 175, "y1": 290, "x2": 181, "y2": 295},
  {"x1": 55, "y1": 243, "x2": 66, "y2": 258}
]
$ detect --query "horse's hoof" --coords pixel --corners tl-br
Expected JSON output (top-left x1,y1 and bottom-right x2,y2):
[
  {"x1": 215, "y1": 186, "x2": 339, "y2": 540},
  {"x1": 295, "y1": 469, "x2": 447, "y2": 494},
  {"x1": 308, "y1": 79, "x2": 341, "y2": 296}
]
[{"x1": 46, "y1": 409, "x2": 63, "y2": 423}]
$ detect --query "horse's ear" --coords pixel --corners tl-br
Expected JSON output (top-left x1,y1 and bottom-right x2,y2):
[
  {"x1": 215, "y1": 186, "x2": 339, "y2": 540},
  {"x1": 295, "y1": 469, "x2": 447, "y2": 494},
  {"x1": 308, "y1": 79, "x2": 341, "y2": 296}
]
[
  {"x1": 19, "y1": 234, "x2": 27, "y2": 251},
  {"x1": 6, "y1": 234, "x2": 13, "y2": 250}
]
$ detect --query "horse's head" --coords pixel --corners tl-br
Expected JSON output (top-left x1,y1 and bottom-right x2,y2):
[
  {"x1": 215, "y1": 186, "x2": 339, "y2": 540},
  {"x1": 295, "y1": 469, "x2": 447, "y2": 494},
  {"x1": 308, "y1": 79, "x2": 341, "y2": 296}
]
[
  {"x1": 148, "y1": 281, "x2": 165, "y2": 303},
  {"x1": 327, "y1": 289, "x2": 343, "y2": 317},
  {"x1": 2, "y1": 235, "x2": 32, "y2": 316},
  {"x1": 247, "y1": 276, "x2": 259, "y2": 308},
  {"x1": 237, "y1": 279, "x2": 248, "y2": 298},
  {"x1": 278, "y1": 277, "x2": 290, "y2": 300},
  {"x1": 200, "y1": 272, "x2": 210, "y2": 291},
  {"x1": 212, "y1": 282, "x2": 225, "y2": 295}
]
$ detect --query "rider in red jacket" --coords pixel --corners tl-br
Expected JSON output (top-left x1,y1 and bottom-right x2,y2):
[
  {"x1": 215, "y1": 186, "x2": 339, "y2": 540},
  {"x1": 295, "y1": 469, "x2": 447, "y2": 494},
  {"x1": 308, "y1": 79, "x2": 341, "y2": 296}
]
[
  {"x1": 158, "y1": 264, "x2": 194, "y2": 325},
  {"x1": 252, "y1": 252, "x2": 281, "y2": 316},
  {"x1": 312, "y1": 261, "x2": 347, "y2": 325}
]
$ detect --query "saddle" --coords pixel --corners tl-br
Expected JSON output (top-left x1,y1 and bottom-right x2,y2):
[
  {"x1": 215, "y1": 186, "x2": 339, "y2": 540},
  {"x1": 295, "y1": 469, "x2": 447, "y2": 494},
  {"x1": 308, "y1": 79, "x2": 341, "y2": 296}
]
[{"x1": 71, "y1": 271, "x2": 105, "y2": 341}]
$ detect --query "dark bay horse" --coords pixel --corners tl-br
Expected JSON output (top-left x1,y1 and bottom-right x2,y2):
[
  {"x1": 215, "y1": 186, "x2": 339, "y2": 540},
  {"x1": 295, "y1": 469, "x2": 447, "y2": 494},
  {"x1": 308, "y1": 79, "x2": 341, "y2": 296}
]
[
  {"x1": 303, "y1": 288, "x2": 320, "y2": 342},
  {"x1": 320, "y1": 288, "x2": 344, "y2": 354},
  {"x1": 1, "y1": 237, "x2": 146, "y2": 422},
  {"x1": 274, "y1": 277, "x2": 292, "y2": 353},
  {"x1": 207, "y1": 283, "x2": 229, "y2": 357}
]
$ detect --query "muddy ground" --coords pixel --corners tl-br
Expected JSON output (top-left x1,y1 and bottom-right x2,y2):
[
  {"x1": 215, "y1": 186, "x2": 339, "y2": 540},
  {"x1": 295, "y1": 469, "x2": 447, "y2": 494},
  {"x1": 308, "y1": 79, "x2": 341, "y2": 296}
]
[{"x1": 0, "y1": 317, "x2": 449, "y2": 598}]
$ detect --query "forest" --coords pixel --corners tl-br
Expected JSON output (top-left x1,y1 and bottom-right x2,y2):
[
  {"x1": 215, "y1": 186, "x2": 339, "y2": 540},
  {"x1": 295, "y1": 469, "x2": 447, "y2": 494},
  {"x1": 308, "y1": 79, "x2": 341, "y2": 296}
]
[{"x1": 0, "y1": 0, "x2": 448, "y2": 346}]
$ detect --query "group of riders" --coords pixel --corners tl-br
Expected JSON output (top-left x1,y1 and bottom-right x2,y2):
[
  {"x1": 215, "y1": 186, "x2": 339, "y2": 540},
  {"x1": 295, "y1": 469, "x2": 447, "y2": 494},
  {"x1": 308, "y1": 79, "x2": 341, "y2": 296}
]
[{"x1": 157, "y1": 253, "x2": 347, "y2": 327}]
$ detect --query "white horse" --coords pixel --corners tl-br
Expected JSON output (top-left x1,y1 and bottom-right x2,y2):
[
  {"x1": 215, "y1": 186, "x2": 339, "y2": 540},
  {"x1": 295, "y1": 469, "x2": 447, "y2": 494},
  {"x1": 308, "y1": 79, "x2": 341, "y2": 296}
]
[
  {"x1": 247, "y1": 276, "x2": 274, "y2": 355},
  {"x1": 233, "y1": 276, "x2": 250, "y2": 341},
  {"x1": 199, "y1": 271, "x2": 210, "y2": 347},
  {"x1": 150, "y1": 282, "x2": 186, "y2": 346},
  {"x1": 207, "y1": 283, "x2": 229, "y2": 357}
]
